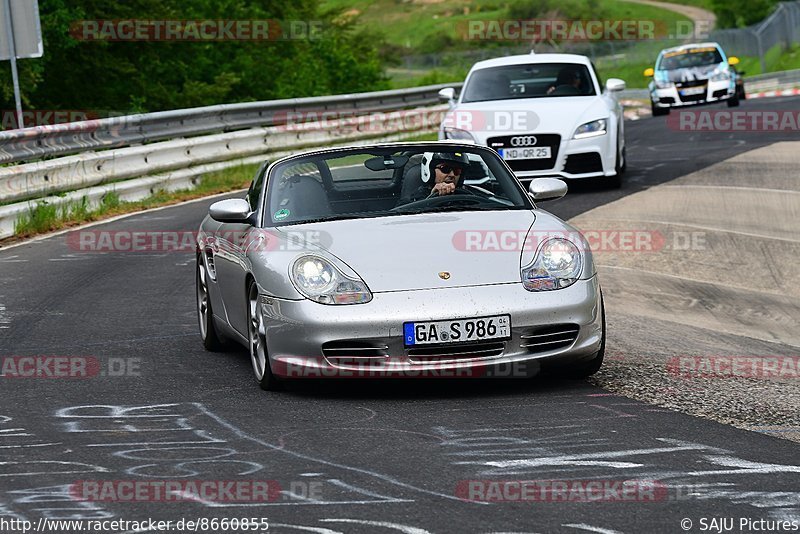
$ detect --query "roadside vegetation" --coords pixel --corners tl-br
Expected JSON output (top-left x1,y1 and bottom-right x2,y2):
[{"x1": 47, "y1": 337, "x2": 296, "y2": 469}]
[
  {"x1": 11, "y1": 164, "x2": 259, "y2": 240},
  {"x1": 323, "y1": 0, "x2": 794, "y2": 89},
  {"x1": 7, "y1": 131, "x2": 440, "y2": 243},
  {"x1": 0, "y1": 1, "x2": 388, "y2": 116}
]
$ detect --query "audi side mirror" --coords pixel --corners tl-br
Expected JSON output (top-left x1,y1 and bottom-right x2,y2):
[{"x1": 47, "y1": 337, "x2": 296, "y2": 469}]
[{"x1": 438, "y1": 87, "x2": 456, "y2": 102}]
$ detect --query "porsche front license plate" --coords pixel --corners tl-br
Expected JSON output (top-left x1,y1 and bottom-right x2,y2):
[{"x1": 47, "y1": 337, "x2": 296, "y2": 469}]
[
  {"x1": 499, "y1": 147, "x2": 551, "y2": 161},
  {"x1": 404, "y1": 315, "x2": 511, "y2": 346}
]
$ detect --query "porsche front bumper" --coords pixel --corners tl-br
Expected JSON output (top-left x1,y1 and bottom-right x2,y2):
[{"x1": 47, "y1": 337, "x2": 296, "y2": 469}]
[{"x1": 260, "y1": 277, "x2": 603, "y2": 378}]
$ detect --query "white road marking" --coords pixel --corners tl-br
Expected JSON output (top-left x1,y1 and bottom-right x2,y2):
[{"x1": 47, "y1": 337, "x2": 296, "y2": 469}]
[{"x1": 320, "y1": 519, "x2": 431, "y2": 534}]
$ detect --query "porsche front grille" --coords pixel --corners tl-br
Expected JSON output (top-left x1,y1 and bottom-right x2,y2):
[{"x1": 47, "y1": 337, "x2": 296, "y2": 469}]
[
  {"x1": 407, "y1": 341, "x2": 505, "y2": 363},
  {"x1": 322, "y1": 341, "x2": 389, "y2": 364},
  {"x1": 520, "y1": 324, "x2": 579, "y2": 353}
]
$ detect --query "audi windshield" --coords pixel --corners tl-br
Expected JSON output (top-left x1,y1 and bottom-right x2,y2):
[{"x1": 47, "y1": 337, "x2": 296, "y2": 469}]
[{"x1": 462, "y1": 63, "x2": 597, "y2": 103}]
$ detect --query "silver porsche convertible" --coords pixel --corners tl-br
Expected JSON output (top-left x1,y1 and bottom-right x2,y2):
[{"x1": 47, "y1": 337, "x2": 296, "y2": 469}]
[{"x1": 196, "y1": 142, "x2": 604, "y2": 390}]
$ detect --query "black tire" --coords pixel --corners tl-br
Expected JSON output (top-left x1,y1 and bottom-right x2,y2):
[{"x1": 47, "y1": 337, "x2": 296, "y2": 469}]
[
  {"x1": 738, "y1": 85, "x2": 746, "y2": 100},
  {"x1": 197, "y1": 255, "x2": 225, "y2": 352},
  {"x1": 566, "y1": 296, "x2": 606, "y2": 378},
  {"x1": 651, "y1": 102, "x2": 670, "y2": 116},
  {"x1": 608, "y1": 146, "x2": 625, "y2": 189},
  {"x1": 727, "y1": 93, "x2": 740, "y2": 107},
  {"x1": 247, "y1": 280, "x2": 282, "y2": 391}
]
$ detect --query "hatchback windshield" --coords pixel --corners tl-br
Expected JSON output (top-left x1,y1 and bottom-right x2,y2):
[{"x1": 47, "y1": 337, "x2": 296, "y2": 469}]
[
  {"x1": 658, "y1": 47, "x2": 723, "y2": 70},
  {"x1": 265, "y1": 146, "x2": 530, "y2": 226},
  {"x1": 461, "y1": 63, "x2": 596, "y2": 103}
]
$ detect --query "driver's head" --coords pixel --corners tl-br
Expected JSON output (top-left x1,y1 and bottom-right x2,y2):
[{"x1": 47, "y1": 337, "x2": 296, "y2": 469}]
[
  {"x1": 430, "y1": 151, "x2": 469, "y2": 187},
  {"x1": 555, "y1": 66, "x2": 581, "y2": 88}
]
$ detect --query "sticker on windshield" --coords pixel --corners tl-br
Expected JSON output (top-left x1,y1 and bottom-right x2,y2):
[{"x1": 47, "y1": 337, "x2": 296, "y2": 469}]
[{"x1": 274, "y1": 208, "x2": 290, "y2": 220}]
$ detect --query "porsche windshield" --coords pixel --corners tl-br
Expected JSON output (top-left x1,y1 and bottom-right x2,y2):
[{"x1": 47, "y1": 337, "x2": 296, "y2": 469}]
[
  {"x1": 461, "y1": 63, "x2": 596, "y2": 103},
  {"x1": 658, "y1": 48, "x2": 724, "y2": 70},
  {"x1": 265, "y1": 146, "x2": 530, "y2": 226}
]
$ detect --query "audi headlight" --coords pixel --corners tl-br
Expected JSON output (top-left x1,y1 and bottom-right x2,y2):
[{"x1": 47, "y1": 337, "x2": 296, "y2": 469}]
[
  {"x1": 573, "y1": 119, "x2": 607, "y2": 140},
  {"x1": 521, "y1": 238, "x2": 582, "y2": 291},
  {"x1": 291, "y1": 255, "x2": 372, "y2": 305},
  {"x1": 442, "y1": 127, "x2": 476, "y2": 142},
  {"x1": 654, "y1": 79, "x2": 674, "y2": 89}
]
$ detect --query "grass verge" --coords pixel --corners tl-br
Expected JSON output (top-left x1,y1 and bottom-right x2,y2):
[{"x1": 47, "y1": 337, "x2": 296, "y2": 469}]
[
  {"x1": 4, "y1": 132, "x2": 443, "y2": 246},
  {"x1": 8, "y1": 163, "x2": 260, "y2": 244}
]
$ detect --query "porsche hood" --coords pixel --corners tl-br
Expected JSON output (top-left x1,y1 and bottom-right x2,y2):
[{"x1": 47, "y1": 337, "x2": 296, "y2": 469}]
[{"x1": 281, "y1": 210, "x2": 536, "y2": 292}]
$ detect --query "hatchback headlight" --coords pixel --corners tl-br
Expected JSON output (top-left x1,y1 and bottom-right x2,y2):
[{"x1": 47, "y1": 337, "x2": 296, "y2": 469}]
[
  {"x1": 521, "y1": 238, "x2": 582, "y2": 291},
  {"x1": 711, "y1": 69, "x2": 731, "y2": 82},
  {"x1": 654, "y1": 79, "x2": 674, "y2": 89},
  {"x1": 442, "y1": 127, "x2": 476, "y2": 142},
  {"x1": 573, "y1": 119, "x2": 607, "y2": 139},
  {"x1": 291, "y1": 255, "x2": 372, "y2": 304}
]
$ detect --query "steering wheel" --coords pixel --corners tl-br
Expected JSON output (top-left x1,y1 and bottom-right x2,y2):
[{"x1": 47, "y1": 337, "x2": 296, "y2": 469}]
[{"x1": 392, "y1": 189, "x2": 482, "y2": 212}]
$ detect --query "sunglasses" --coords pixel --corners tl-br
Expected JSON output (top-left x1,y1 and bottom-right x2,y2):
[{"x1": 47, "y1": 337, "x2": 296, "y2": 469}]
[{"x1": 435, "y1": 164, "x2": 463, "y2": 176}]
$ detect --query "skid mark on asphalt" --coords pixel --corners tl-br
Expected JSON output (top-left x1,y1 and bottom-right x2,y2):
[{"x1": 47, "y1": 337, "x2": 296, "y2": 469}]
[
  {"x1": 3, "y1": 399, "x2": 800, "y2": 523},
  {"x1": 562, "y1": 524, "x2": 623, "y2": 534}
]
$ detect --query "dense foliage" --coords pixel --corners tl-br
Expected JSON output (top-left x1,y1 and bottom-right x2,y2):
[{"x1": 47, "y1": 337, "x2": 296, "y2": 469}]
[
  {"x1": 0, "y1": 0, "x2": 387, "y2": 116},
  {"x1": 712, "y1": 0, "x2": 779, "y2": 28}
]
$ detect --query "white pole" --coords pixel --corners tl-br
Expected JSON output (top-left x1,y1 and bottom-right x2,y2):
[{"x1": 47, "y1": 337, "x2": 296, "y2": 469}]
[{"x1": 2, "y1": 0, "x2": 23, "y2": 129}]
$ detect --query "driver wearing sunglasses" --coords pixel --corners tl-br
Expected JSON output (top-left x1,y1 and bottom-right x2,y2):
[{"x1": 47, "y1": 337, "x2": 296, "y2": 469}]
[{"x1": 398, "y1": 151, "x2": 470, "y2": 205}]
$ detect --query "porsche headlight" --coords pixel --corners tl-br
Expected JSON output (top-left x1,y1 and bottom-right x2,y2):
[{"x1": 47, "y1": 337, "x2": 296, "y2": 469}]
[
  {"x1": 291, "y1": 255, "x2": 372, "y2": 305},
  {"x1": 573, "y1": 119, "x2": 607, "y2": 139},
  {"x1": 654, "y1": 79, "x2": 674, "y2": 89},
  {"x1": 442, "y1": 127, "x2": 476, "y2": 142},
  {"x1": 521, "y1": 238, "x2": 582, "y2": 291}
]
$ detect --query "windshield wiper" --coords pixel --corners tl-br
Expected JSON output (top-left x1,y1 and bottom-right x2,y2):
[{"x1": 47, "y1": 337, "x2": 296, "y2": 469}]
[
  {"x1": 394, "y1": 205, "x2": 524, "y2": 215},
  {"x1": 288, "y1": 214, "x2": 368, "y2": 224}
]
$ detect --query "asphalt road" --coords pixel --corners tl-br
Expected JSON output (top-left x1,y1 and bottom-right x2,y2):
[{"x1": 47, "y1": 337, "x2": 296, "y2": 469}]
[{"x1": 1, "y1": 96, "x2": 799, "y2": 534}]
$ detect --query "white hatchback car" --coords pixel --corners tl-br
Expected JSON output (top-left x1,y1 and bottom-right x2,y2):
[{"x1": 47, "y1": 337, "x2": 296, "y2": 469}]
[{"x1": 438, "y1": 53, "x2": 627, "y2": 188}]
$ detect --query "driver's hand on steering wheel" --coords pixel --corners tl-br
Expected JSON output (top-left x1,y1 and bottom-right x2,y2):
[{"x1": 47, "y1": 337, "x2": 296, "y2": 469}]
[{"x1": 431, "y1": 181, "x2": 456, "y2": 196}]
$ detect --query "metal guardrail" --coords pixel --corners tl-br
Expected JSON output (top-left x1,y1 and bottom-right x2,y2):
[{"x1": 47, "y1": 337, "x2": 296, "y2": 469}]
[
  {"x1": 0, "y1": 83, "x2": 463, "y2": 165},
  {"x1": 711, "y1": 1, "x2": 800, "y2": 73},
  {"x1": 0, "y1": 107, "x2": 447, "y2": 239},
  {"x1": 2, "y1": 69, "x2": 799, "y2": 240}
]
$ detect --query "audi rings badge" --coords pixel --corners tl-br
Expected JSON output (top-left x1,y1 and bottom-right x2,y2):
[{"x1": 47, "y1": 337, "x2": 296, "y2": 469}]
[{"x1": 510, "y1": 136, "x2": 538, "y2": 147}]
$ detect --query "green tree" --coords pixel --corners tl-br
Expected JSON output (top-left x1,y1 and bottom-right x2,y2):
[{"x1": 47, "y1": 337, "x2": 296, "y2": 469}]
[
  {"x1": 712, "y1": 0, "x2": 779, "y2": 28},
  {"x1": 0, "y1": 0, "x2": 387, "y2": 121}
]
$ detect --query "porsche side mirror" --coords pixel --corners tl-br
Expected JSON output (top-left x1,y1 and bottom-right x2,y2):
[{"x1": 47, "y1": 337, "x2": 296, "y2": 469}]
[
  {"x1": 438, "y1": 87, "x2": 456, "y2": 102},
  {"x1": 606, "y1": 78, "x2": 626, "y2": 92},
  {"x1": 643, "y1": 67, "x2": 654, "y2": 77},
  {"x1": 209, "y1": 199, "x2": 252, "y2": 223},
  {"x1": 527, "y1": 178, "x2": 568, "y2": 202}
]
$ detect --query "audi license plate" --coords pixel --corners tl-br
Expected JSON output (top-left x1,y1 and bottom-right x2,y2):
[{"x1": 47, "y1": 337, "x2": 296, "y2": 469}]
[
  {"x1": 404, "y1": 315, "x2": 511, "y2": 346},
  {"x1": 499, "y1": 147, "x2": 551, "y2": 161}
]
